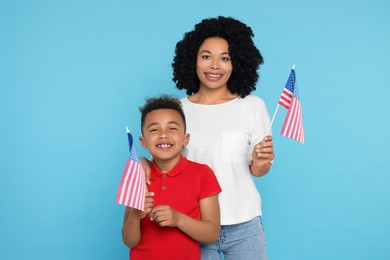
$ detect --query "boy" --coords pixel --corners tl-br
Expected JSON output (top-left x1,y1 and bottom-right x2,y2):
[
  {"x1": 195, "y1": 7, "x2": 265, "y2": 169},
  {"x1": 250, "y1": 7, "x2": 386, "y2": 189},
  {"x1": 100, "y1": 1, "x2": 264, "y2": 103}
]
[{"x1": 122, "y1": 95, "x2": 221, "y2": 259}]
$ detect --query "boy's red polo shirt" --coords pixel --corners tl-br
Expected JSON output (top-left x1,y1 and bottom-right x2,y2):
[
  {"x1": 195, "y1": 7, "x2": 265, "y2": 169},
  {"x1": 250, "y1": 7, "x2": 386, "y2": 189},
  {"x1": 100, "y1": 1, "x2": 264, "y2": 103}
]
[{"x1": 130, "y1": 156, "x2": 221, "y2": 260}]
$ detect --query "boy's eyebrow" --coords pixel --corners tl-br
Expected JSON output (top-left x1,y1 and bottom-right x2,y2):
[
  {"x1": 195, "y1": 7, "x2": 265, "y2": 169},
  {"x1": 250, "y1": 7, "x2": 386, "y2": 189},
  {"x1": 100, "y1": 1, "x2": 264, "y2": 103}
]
[
  {"x1": 146, "y1": 122, "x2": 159, "y2": 129},
  {"x1": 167, "y1": 121, "x2": 181, "y2": 126},
  {"x1": 146, "y1": 121, "x2": 181, "y2": 128}
]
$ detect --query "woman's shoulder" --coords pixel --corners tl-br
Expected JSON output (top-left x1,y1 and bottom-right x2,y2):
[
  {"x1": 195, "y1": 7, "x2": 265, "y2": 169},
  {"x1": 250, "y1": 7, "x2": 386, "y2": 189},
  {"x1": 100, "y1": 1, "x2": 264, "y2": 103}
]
[
  {"x1": 180, "y1": 96, "x2": 192, "y2": 106},
  {"x1": 238, "y1": 95, "x2": 266, "y2": 106}
]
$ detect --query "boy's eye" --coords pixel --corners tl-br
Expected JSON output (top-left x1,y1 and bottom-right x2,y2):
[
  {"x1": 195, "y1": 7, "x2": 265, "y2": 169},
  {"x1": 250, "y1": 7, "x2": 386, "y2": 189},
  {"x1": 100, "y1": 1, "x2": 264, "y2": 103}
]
[{"x1": 149, "y1": 128, "x2": 158, "y2": 132}]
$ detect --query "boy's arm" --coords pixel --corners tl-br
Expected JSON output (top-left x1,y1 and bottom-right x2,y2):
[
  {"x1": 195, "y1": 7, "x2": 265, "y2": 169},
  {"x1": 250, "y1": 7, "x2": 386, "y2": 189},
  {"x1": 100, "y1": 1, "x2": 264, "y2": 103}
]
[
  {"x1": 122, "y1": 192, "x2": 155, "y2": 248},
  {"x1": 122, "y1": 207, "x2": 142, "y2": 248},
  {"x1": 150, "y1": 194, "x2": 220, "y2": 243}
]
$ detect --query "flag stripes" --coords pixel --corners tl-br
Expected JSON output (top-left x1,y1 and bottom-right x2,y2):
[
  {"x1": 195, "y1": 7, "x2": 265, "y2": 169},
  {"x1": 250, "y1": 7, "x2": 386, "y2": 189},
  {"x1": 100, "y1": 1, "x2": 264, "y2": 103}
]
[
  {"x1": 278, "y1": 67, "x2": 305, "y2": 144},
  {"x1": 116, "y1": 160, "x2": 146, "y2": 210},
  {"x1": 116, "y1": 130, "x2": 146, "y2": 211},
  {"x1": 280, "y1": 98, "x2": 305, "y2": 144},
  {"x1": 278, "y1": 89, "x2": 293, "y2": 109}
]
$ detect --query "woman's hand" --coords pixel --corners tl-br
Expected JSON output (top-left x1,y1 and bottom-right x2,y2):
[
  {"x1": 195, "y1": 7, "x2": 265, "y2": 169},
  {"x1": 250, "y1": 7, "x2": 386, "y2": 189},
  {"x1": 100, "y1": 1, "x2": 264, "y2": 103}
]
[
  {"x1": 250, "y1": 135, "x2": 274, "y2": 177},
  {"x1": 140, "y1": 157, "x2": 152, "y2": 185}
]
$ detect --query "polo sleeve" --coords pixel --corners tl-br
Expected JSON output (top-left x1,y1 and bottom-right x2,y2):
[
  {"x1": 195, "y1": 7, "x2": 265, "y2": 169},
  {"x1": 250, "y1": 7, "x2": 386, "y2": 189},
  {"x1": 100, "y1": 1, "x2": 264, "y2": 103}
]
[{"x1": 198, "y1": 165, "x2": 222, "y2": 200}]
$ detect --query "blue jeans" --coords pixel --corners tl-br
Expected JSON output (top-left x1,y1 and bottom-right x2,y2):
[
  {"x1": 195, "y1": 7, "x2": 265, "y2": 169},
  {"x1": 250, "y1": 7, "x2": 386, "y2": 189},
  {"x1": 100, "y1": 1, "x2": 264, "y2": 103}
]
[{"x1": 200, "y1": 217, "x2": 268, "y2": 260}]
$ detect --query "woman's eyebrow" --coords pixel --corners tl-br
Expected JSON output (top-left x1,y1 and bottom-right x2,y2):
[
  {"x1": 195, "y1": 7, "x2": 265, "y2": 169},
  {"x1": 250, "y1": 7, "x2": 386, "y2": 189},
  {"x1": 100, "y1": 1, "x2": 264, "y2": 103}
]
[{"x1": 199, "y1": 50, "x2": 230, "y2": 55}]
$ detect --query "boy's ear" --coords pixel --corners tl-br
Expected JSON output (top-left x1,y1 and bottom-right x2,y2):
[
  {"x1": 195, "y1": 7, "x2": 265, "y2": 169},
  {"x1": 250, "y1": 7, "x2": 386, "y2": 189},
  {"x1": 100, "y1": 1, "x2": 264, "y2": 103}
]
[
  {"x1": 183, "y1": 133, "x2": 190, "y2": 147},
  {"x1": 139, "y1": 136, "x2": 147, "y2": 149}
]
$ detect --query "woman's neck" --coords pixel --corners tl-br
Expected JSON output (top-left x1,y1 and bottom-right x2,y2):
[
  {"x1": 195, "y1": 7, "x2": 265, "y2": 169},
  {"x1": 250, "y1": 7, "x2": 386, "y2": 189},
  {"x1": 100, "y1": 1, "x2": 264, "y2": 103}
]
[{"x1": 189, "y1": 88, "x2": 238, "y2": 105}]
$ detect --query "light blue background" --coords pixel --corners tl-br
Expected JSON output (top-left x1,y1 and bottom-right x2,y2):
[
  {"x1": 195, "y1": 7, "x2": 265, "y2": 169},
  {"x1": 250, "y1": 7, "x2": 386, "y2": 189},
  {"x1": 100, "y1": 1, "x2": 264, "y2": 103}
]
[{"x1": 1, "y1": 0, "x2": 389, "y2": 259}]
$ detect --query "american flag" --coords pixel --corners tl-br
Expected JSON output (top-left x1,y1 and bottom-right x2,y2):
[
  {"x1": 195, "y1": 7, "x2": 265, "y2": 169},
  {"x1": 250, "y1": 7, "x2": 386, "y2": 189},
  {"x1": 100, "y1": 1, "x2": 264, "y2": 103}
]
[
  {"x1": 278, "y1": 68, "x2": 305, "y2": 144},
  {"x1": 116, "y1": 127, "x2": 146, "y2": 210}
]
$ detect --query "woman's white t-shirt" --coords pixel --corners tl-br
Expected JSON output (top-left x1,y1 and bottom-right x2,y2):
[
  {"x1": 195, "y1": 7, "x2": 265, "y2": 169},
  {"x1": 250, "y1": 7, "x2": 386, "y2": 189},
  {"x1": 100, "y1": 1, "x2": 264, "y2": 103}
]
[{"x1": 181, "y1": 95, "x2": 271, "y2": 225}]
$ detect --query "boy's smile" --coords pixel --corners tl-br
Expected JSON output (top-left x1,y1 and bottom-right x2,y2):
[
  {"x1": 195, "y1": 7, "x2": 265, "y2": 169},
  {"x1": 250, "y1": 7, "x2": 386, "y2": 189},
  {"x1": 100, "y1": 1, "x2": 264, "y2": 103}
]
[{"x1": 157, "y1": 143, "x2": 172, "y2": 149}]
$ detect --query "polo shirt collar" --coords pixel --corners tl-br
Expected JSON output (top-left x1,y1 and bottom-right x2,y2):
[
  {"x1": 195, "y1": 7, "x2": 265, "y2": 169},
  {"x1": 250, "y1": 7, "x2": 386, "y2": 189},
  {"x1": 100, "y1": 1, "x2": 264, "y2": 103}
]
[{"x1": 150, "y1": 156, "x2": 188, "y2": 179}]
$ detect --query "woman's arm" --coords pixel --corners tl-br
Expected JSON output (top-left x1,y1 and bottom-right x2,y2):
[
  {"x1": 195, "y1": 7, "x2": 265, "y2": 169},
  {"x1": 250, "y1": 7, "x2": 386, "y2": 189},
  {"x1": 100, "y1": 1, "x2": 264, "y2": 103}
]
[
  {"x1": 150, "y1": 194, "x2": 220, "y2": 243},
  {"x1": 250, "y1": 135, "x2": 274, "y2": 177}
]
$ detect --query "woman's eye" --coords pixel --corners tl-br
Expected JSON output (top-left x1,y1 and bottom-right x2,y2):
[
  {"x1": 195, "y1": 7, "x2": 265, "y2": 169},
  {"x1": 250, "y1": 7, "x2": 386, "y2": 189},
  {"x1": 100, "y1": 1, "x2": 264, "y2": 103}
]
[
  {"x1": 221, "y1": 57, "x2": 230, "y2": 61},
  {"x1": 202, "y1": 55, "x2": 211, "y2": 59}
]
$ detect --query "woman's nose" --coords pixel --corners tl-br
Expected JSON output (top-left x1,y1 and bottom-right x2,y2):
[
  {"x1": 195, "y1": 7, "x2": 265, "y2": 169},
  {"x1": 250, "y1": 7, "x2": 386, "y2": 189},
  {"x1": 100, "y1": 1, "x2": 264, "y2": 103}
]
[{"x1": 209, "y1": 60, "x2": 219, "y2": 70}]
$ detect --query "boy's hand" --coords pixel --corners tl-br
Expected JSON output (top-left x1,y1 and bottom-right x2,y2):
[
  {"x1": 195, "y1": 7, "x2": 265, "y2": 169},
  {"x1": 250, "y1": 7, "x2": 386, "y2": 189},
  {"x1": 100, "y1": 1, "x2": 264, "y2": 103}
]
[
  {"x1": 128, "y1": 191, "x2": 154, "y2": 220},
  {"x1": 150, "y1": 205, "x2": 180, "y2": 227},
  {"x1": 144, "y1": 192, "x2": 154, "y2": 215}
]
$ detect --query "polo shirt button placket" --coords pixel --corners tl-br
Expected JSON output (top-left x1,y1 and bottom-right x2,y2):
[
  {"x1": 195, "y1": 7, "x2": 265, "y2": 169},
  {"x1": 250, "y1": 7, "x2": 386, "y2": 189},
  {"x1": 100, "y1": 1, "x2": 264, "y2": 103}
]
[
  {"x1": 159, "y1": 174, "x2": 168, "y2": 203},
  {"x1": 162, "y1": 175, "x2": 167, "y2": 190}
]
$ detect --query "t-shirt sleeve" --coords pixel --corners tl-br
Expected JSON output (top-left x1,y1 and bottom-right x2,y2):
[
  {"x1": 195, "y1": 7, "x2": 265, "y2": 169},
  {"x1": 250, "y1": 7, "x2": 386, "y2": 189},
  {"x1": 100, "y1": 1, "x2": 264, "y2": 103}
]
[
  {"x1": 247, "y1": 97, "x2": 271, "y2": 162},
  {"x1": 198, "y1": 165, "x2": 222, "y2": 200}
]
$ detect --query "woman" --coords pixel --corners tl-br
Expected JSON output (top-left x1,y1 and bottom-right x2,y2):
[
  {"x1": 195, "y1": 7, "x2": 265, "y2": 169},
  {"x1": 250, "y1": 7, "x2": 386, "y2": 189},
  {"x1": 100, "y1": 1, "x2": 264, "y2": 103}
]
[{"x1": 145, "y1": 16, "x2": 274, "y2": 259}]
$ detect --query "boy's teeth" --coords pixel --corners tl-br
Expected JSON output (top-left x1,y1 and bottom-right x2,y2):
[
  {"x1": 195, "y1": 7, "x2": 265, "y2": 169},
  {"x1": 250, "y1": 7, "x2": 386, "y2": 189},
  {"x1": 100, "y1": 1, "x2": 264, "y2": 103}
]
[{"x1": 159, "y1": 144, "x2": 171, "y2": 148}]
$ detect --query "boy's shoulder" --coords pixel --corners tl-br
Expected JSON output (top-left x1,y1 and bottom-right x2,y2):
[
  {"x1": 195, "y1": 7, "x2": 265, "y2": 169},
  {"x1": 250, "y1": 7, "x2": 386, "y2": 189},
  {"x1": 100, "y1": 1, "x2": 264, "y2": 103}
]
[{"x1": 183, "y1": 157, "x2": 213, "y2": 172}]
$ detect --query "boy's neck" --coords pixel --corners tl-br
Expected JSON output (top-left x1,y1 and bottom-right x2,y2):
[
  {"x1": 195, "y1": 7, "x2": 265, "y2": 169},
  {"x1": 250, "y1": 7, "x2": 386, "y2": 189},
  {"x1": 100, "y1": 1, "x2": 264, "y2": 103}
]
[{"x1": 153, "y1": 155, "x2": 182, "y2": 173}]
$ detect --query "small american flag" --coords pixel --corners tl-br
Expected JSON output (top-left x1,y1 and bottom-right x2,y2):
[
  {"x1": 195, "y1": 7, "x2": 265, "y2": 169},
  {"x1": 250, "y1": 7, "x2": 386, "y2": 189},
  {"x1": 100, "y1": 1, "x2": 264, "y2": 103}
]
[
  {"x1": 278, "y1": 68, "x2": 305, "y2": 144},
  {"x1": 116, "y1": 127, "x2": 146, "y2": 211}
]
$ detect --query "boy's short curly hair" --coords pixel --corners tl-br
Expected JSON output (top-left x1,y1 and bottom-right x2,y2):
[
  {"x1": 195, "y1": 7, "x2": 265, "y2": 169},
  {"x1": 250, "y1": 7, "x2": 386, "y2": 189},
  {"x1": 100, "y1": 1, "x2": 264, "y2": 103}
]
[
  {"x1": 139, "y1": 94, "x2": 186, "y2": 133},
  {"x1": 172, "y1": 16, "x2": 264, "y2": 98}
]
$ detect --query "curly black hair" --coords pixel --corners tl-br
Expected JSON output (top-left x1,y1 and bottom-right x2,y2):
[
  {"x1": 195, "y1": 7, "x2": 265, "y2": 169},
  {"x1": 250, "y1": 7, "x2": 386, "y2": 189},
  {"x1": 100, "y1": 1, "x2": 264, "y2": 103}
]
[
  {"x1": 139, "y1": 94, "x2": 186, "y2": 133},
  {"x1": 172, "y1": 16, "x2": 264, "y2": 98}
]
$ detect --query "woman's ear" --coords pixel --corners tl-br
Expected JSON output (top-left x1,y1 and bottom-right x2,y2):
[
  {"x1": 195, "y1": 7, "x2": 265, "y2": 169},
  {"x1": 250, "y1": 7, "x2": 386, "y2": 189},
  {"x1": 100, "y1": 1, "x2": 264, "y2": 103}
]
[
  {"x1": 139, "y1": 136, "x2": 147, "y2": 149},
  {"x1": 183, "y1": 133, "x2": 190, "y2": 147}
]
